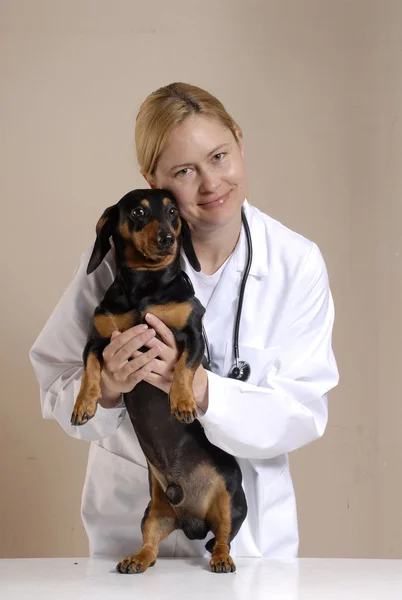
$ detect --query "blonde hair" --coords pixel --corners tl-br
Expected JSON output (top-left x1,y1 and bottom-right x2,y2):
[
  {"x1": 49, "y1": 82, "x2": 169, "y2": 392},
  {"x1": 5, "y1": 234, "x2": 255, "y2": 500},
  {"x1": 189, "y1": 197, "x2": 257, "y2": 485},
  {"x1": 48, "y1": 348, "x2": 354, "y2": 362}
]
[{"x1": 135, "y1": 82, "x2": 241, "y2": 177}]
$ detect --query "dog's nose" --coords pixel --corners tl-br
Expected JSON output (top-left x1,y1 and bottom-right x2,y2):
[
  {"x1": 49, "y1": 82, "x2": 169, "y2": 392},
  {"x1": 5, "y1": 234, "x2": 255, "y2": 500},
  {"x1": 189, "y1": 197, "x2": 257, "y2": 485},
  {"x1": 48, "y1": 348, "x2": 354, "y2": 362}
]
[{"x1": 157, "y1": 232, "x2": 174, "y2": 249}]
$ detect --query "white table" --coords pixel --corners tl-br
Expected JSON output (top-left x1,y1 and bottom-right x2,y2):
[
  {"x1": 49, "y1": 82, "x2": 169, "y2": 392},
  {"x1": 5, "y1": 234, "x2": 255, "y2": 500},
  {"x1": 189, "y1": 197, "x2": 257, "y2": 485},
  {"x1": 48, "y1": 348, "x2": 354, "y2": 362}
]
[{"x1": 0, "y1": 557, "x2": 401, "y2": 599}]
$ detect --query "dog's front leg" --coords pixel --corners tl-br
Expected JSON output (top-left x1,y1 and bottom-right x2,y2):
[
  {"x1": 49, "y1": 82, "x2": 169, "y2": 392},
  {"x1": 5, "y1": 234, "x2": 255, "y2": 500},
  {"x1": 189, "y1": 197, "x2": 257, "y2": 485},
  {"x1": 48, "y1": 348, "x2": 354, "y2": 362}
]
[
  {"x1": 71, "y1": 345, "x2": 104, "y2": 426},
  {"x1": 71, "y1": 310, "x2": 138, "y2": 426},
  {"x1": 169, "y1": 308, "x2": 205, "y2": 424}
]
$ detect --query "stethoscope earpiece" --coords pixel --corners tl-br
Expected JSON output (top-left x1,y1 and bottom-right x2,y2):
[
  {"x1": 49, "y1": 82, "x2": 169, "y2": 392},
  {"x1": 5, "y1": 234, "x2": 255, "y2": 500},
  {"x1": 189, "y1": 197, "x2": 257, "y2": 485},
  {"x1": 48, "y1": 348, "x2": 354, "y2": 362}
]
[{"x1": 228, "y1": 360, "x2": 251, "y2": 382}]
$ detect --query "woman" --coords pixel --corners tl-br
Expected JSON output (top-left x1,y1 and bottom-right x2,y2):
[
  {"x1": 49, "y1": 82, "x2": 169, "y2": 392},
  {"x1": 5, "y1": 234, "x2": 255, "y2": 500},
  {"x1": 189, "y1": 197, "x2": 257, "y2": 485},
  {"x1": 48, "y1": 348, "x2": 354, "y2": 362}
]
[{"x1": 30, "y1": 82, "x2": 339, "y2": 559}]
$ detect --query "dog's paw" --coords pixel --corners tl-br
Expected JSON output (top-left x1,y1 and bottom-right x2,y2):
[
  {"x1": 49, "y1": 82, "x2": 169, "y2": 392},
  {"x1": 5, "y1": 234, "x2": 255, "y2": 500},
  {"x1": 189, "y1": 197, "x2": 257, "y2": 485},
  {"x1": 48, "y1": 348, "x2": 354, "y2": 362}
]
[
  {"x1": 169, "y1": 389, "x2": 198, "y2": 423},
  {"x1": 169, "y1": 397, "x2": 197, "y2": 424},
  {"x1": 210, "y1": 553, "x2": 236, "y2": 573},
  {"x1": 116, "y1": 554, "x2": 155, "y2": 574},
  {"x1": 169, "y1": 379, "x2": 198, "y2": 424},
  {"x1": 70, "y1": 401, "x2": 97, "y2": 426}
]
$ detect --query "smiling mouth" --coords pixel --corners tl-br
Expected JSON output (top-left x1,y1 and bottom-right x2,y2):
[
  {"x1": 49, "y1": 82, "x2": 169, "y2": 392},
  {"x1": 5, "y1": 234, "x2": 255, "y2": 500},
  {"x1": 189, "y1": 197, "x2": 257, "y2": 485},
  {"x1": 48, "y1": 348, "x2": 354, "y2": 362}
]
[{"x1": 199, "y1": 191, "x2": 231, "y2": 206}]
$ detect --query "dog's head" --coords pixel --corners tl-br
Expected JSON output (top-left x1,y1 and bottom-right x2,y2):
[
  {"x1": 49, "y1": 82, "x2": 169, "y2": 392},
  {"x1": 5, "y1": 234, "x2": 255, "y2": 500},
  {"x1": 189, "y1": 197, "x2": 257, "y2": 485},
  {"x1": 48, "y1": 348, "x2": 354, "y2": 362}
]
[{"x1": 86, "y1": 189, "x2": 200, "y2": 274}]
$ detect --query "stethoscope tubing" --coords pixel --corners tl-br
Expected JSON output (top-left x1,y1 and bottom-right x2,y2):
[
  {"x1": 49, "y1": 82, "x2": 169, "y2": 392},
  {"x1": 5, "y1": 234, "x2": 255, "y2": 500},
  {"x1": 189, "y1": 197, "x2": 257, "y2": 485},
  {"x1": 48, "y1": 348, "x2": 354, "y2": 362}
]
[{"x1": 201, "y1": 206, "x2": 253, "y2": 380}]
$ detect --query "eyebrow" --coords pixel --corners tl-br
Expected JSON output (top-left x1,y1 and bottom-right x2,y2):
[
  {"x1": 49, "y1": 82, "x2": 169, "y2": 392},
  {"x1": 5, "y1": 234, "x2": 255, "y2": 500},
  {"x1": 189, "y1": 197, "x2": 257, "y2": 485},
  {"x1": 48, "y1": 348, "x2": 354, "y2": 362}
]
[{"x1": 169, "y1": 143, "x2": 231, "y2": 173}]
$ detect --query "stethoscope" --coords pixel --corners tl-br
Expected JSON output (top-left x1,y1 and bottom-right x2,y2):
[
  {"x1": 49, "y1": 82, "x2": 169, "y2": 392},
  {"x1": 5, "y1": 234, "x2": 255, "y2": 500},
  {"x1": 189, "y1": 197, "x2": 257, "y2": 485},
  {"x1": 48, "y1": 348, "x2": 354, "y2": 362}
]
[{"x1": 182, "y1": 207, "x2": 253, "y2": 382}]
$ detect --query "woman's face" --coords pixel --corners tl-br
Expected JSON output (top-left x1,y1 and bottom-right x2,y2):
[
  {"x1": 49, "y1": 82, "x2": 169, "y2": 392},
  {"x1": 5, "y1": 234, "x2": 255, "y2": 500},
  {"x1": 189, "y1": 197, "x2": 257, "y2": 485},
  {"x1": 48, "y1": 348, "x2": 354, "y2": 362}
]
[{"x1": 148, "y1": 114, "x2": 247, "y2": 232}]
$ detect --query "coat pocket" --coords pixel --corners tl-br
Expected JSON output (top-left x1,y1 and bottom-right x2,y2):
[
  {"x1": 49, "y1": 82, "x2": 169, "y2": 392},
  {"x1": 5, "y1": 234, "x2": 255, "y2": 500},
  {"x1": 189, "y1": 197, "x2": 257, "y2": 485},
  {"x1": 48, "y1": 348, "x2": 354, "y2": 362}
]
[{"x1": 224, "y1": 344, "x2": 281, "y2": 386}]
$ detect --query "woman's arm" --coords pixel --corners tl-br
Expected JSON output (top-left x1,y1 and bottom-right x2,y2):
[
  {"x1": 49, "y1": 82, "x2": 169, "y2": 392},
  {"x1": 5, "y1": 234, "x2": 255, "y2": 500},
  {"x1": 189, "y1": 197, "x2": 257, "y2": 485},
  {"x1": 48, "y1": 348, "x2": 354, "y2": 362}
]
[
  {"x1": 197, "y1": 243, "x2": 339, "y2": 459},
  {"x1": 29, "y1": 247, "x2": 127, "y2": 441}
]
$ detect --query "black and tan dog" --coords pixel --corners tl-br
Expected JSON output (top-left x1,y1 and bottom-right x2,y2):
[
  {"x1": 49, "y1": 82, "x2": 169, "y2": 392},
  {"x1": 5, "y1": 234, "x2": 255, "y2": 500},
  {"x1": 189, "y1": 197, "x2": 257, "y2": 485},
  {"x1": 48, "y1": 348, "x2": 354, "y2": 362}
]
[{"x1": 71, "y1": 189, "x2": 247, "y2": 573}]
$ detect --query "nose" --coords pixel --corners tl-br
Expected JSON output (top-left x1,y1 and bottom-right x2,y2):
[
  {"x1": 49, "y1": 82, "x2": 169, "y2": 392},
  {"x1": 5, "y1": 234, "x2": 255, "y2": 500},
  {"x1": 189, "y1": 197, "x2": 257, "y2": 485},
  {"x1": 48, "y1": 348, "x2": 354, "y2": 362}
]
[
  {"x1": 199, "y1": 167, "x2": 220, "y2": 194},
  {"x1": 157, "y1": 231, "x2": 174, "y2": 249}
]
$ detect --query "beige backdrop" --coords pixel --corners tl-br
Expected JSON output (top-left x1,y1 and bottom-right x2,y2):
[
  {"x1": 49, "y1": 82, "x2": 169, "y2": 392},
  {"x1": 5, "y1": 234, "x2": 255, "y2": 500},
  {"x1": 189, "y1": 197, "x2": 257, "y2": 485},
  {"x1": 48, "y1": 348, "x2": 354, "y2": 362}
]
[{"x1": 1, "y1": 0, "x2": 401, "y2": 559}]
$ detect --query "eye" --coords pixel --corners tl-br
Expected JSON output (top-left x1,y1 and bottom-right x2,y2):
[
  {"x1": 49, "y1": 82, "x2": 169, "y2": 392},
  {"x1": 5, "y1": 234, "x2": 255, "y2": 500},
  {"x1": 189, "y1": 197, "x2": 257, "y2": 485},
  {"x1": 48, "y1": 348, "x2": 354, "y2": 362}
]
[
  {"x1": 213, "y1": 152, "x2": 226, "y2": 161},
  {"x1": 168, "y1": 206, "x2": 178, "y2": 217},
  {"x1": 174, "y1": 167, "x2": 191, "y2": 178},
  {"x1": 131, "y1": 207, "x2": 145, "y2": 218}
]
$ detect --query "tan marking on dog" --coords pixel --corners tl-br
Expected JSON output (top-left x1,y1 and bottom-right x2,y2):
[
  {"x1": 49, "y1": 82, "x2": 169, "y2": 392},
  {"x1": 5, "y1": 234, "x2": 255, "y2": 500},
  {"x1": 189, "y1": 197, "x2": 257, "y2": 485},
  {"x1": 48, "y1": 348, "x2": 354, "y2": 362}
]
[
  {"x1": 144, "y1": 302, "x2": 192, "y2": 330},
  {"x1": 181, "y1": 463, "x2": 225, "y2": 519},
  {"x1": 94, "y1": 312, "x2": 137, "y2": 338},
  {"x1": 119, "y1": 220, "x2": 131, "y2": 241},
  {"x1": 119, "y1": 219, "x2": 178, "y2": 270},
  {"x1": 117, "y1": 471, "x2": 178, "y2": 574},
  {"x1": 71, "y1": 353, "x2": 102, "y2": 425},
  {"x1": 148, "y1": 461, "x2": 223, "y2": 520},
  {"x1": 207, "y1": 485, "x2": 235, "y2": 572},
  {"x1": 148, "y1": 462, "x2": 169, "y2": 493},
  {"x1": 169, "y1": 349, "x2": 198, "y2": 422},
  {"x1": 140, "y1": 199, "x2": 150, "y2": 208},
  {"x1": 136, "y1": 220, "x2": 160, "y2": 259}
]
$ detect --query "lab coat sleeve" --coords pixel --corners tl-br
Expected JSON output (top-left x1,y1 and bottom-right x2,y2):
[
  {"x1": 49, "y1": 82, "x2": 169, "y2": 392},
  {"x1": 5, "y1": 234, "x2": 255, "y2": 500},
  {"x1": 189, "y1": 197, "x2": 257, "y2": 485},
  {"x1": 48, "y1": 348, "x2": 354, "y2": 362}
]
[
  {"x1": 197, "y1": 243, "x2": 339, "y2": 460},
  {"x1": 29, "y1": 246, "x2": 126, "y2": 442}
]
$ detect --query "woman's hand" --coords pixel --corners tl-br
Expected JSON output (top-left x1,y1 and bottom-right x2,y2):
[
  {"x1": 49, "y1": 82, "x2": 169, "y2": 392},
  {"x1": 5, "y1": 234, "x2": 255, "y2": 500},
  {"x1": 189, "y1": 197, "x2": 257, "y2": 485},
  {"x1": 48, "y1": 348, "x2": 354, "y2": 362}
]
[
  {"x1": 99, "y1": 324, "x2": 160, "y2": 408},
  {"x1": 142, "y1": 313, "x2": 209, "y2": 412},
  {"x1": 140, "y1": 313, "x2": 180, "y2": 394}
]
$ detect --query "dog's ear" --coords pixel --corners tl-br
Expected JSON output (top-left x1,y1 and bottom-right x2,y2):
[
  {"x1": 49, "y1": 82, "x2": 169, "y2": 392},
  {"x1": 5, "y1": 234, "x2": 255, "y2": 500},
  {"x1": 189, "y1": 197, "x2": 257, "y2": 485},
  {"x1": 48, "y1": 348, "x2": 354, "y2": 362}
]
[
  {"x1": 87, "y1": 204, "x2": 119, "y2": 274},
  {"x1": 180, "y1": 218, "x2": 201, "y2": 272}
]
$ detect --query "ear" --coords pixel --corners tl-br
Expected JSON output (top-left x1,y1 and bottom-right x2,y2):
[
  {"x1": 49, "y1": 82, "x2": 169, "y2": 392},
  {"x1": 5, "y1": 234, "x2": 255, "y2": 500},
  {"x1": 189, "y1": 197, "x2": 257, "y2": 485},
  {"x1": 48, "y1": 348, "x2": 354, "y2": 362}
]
[
  {"x1": 180, "y1": 218, "x2": 201, "y2": 272},
  {"x1": 87, "y1": 204, "x2": 119, "y2": 274},
  {"x1": 234, "y1": 127, "x2": 244, "y2": 158}
]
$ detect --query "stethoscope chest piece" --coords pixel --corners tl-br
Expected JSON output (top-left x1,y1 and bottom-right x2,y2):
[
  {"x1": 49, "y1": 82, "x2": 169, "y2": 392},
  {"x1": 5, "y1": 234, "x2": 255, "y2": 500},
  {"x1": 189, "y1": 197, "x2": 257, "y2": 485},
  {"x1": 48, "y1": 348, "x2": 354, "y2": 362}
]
[{"x1": 228, "y1": 360, "x2": 251, "y2": 382}]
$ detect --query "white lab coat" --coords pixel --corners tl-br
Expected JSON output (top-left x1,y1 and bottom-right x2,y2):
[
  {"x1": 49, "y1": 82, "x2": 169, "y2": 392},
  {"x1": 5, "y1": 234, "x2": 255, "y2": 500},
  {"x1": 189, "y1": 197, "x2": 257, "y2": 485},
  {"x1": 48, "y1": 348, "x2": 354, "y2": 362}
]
[{"x1": 29, "y1": 200, "x2": 339, "y2": 559}]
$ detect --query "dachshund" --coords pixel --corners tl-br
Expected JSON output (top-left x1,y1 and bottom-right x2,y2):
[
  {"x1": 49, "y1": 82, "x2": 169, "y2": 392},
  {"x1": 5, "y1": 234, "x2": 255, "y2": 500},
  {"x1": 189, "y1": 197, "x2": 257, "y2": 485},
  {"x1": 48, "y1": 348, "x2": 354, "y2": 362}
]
[{"x1": 71, "y1": 189, "x2": 247, "y2": 573}]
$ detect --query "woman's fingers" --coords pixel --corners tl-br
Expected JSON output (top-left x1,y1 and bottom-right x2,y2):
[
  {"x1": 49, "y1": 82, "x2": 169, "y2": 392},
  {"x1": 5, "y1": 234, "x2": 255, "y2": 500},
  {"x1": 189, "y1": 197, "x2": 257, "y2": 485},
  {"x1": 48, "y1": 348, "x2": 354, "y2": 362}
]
[
  {"x1": 121, "y1": 345, "x2": 160, "y2": 379},
  {"x1": 103, "y1": 326, "x2": 155, "y2": 367},
  {"x1": 103, "y1": 324, "x2": 148, "y2": 360},
  {"x1": 127, "y1": 359, "x2": 158, "y2": 386},
  {"x1": 145, "y1": 313, "x2": 176, "y2": 348},
  {"x1": 100, "y1": 318, "x2": 179, "y2": 395},
  {"x1": 115, "y1": 328, "x2": 156, "y2": 364},
  {"x1": 142, "y1": 335, "x2": 169, "y2": 359},
  {"x1": 143, "y1": 371, "x2": 170, "y2": 394}
]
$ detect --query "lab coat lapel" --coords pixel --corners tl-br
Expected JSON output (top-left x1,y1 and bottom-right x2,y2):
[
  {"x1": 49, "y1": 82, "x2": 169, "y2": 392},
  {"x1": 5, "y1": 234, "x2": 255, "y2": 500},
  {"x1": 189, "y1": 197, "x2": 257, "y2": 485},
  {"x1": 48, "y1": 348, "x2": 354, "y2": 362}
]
[
  {"x1": 203, "y1": 200, "x2": 266, "y2": 330},
  {"x1": 181, "y1": 200, "x2": 268, "y2": 331}
]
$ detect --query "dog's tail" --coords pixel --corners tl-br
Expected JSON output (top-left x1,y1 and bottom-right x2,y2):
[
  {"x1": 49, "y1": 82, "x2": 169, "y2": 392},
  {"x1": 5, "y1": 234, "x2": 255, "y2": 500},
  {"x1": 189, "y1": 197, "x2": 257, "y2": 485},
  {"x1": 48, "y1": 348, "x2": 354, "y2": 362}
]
[
  {"x1": 165, "y1": 483, "x2": 184, "y2": 505},
  {"x1": 205, "y1": 537, "x2": 215, "y2": 553}
]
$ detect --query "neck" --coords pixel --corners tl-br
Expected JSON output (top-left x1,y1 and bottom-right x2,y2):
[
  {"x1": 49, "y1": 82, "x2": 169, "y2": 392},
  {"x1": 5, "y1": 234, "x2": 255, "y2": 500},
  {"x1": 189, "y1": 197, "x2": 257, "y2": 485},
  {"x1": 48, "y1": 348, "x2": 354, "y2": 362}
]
[
  {"x1": 116, "y1": 258, "x2": 181, "y2": 300},
  {"x1": 190, "y1": 213, "x2": 242, "y2": 275}
]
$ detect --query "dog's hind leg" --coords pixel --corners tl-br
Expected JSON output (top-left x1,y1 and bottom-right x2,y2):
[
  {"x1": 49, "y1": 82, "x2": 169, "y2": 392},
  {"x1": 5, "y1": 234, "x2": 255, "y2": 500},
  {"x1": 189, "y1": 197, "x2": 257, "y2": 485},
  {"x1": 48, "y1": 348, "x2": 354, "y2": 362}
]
[
  {"x1": 116, "y1": 473, "x2": 178, "y2": 574},
  {"x1": 206, "y1": 485, "x2": 236, "y2": 573}
]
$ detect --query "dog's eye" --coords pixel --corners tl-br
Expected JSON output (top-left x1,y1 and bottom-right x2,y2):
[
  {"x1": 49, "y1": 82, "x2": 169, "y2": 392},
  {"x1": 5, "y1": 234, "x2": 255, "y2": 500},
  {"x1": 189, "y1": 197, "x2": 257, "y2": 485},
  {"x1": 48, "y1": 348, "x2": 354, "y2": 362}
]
[
  {"x1": 169, "y1": 207, "x2": 178, "y2": 217},
  {"x1": 131, "y1": 207, "x2": 145, "y2": 218}
]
